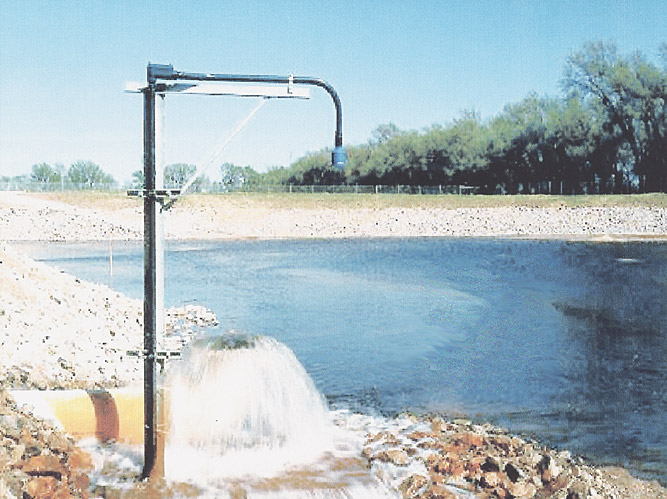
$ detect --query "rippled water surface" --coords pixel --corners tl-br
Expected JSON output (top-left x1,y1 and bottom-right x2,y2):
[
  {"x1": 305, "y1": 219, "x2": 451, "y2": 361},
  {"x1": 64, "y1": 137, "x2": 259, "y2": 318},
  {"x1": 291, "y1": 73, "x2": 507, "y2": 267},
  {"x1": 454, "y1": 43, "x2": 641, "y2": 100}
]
[{"x1": 21, "y1": 238, "x2": 667, "y2": 484}]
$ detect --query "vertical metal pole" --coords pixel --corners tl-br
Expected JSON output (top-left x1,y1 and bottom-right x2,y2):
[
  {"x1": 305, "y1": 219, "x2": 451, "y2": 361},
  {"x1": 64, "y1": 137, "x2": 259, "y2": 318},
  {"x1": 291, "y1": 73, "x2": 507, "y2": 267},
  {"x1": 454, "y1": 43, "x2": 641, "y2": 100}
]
[
  {"x1": 142, "y1": 82, "x2": 158, "y2": 479},
  {"x1": 155, "y1": 94, "x2": 166, "y2": 351}
]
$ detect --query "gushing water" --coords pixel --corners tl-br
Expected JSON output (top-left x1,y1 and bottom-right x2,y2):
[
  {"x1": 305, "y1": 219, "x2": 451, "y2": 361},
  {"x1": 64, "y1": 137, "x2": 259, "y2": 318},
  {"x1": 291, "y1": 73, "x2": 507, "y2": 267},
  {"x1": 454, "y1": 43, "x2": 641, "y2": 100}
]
[{"x1": 165, "y1": 335, "x2": 336, "y2": 483}]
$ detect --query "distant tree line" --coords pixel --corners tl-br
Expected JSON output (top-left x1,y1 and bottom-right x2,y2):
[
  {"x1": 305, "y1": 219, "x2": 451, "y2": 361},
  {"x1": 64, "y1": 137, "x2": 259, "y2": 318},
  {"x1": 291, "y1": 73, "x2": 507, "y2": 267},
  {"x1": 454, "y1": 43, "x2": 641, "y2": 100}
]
[
  {"x1": 0, "y1": 160, "x2": 118, "y2": 190},
  {"x1": 4, "y1": 41, "x2": 664, "y2": 195},
  {"x1": 128, "y1": 163, "x2": 260, "y2": 193},
  {"x1": 256, "y1": 41, "x2": 667, "y2": 194}
]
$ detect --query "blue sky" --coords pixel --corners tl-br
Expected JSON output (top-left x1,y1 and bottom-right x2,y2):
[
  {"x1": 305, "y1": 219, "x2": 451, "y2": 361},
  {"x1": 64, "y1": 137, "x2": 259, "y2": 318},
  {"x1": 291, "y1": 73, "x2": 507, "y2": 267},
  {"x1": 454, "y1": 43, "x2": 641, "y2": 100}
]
[{"x1": 0, "y1": 0, "x2": 665, "y2": 183}]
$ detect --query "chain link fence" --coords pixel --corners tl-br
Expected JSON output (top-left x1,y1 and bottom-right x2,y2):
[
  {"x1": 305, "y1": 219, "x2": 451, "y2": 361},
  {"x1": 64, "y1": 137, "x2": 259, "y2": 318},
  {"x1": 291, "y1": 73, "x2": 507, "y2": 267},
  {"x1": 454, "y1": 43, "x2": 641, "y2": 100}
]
[{"x1": 0, "y1": 179, "x2": 647, "y2": 195}]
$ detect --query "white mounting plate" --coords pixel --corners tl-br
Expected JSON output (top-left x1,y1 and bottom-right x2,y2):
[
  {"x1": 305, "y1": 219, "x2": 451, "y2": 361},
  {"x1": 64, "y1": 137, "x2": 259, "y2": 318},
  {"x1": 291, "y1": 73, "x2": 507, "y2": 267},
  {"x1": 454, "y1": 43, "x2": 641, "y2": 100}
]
[{"x1": 124, "y1": 81, "x2": 310, "y2": 99}]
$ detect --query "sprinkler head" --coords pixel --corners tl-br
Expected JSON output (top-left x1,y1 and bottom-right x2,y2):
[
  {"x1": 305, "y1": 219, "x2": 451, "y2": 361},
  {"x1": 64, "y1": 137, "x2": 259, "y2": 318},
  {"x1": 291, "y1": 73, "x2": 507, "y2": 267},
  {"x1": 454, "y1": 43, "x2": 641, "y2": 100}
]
[{"x1": 332, "y1": 146, "x2": 346, "y2": 170}]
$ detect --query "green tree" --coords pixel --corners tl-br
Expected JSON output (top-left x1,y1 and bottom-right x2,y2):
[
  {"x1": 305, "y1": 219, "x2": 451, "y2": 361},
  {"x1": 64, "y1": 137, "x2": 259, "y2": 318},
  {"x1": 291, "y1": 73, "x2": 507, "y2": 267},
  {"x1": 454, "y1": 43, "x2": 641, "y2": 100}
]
[
  {"x1": 484, "y1": 95, "x2": 550, "y2": 193},
  {"x1": 344, "y1": 144, "x2": 374, "y2": 184},
  {"x1": 164, "y1": 163, "x2": 196, "y2": 187},
  {"x1": 164, "y1": 163, "x2": 210, "y2": 192},
  {"x1": 563, "y1": 41, "x2": 667, "y2": 190},
  {"x1": 219, "y1": 163, "x2": 260, "y2": 190},
  {"x1": 130, "y1": 170, "x2": 144, "y2": 189},
  {"x1": 285, "y1": 151, "x2": 345, "y2": 185},
  {"x1": 30, "y1": 163, "x2": 59, "y2": 184},
  {"x1": 370, "y1": 123, "x2": 401, "y2": 145},
  {"x1": 439, "y1": 111, "x2": 489, "y2": 185},
  {"x1": 261, "y1": 166, "x2": 293, "y2": 185},
  {"x1": 67, "y1": 161, "x2": 115, "y2": 188}
]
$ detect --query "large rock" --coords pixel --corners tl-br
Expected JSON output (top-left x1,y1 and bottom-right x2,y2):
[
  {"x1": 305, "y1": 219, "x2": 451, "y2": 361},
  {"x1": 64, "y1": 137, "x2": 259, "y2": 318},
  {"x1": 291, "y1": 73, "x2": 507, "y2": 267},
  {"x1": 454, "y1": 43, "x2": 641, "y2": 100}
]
[{"x1": 399, "y1": 473, "x2": 428, "y2": 498}]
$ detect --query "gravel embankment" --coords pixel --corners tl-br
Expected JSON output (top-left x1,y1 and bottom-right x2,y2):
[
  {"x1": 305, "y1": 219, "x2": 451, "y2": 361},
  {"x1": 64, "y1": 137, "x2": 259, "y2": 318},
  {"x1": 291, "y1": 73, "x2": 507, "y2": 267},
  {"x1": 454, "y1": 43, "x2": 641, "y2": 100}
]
[
  {"x1": 0, "y1": 241, "x2": 218, "y2": 498},
  {"x1": 2, "y1": 191, "x2": 667, "y2": 241},
  {"x1": 0, "y1": 243, "x2": 216, "y2": 390},
  {"x1": 165, "y1": 204, "x2": 667, "y2": 240}
]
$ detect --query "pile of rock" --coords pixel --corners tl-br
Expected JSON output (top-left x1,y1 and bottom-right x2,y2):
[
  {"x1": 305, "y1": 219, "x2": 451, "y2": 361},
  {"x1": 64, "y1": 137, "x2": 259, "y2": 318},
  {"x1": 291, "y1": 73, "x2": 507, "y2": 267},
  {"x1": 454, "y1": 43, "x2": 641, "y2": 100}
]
[
  {"x1": 0, "y1": 390, "x2": 92, "y2": 499},
  {"x1": 363, "y1": 417, "x2": 667, "y2": 499},
  {"x1": 0, "y1": 243, "x2": 218, "y2": 390}
]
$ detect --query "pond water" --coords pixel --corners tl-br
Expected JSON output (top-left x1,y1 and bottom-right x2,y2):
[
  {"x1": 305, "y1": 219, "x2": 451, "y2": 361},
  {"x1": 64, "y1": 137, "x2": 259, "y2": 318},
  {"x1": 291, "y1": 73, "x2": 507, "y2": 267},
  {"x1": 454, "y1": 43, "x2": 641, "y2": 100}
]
[{"x1": 19, "y1": 238, "x2": 667, "y2": 484}]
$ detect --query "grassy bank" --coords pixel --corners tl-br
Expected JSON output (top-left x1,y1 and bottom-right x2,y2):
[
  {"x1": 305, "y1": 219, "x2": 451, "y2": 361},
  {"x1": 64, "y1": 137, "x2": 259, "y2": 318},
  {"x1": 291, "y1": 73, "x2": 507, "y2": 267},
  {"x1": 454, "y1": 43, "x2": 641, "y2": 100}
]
[{"x1": 31, "y1": 190, "x2": 667, "y2": 211}]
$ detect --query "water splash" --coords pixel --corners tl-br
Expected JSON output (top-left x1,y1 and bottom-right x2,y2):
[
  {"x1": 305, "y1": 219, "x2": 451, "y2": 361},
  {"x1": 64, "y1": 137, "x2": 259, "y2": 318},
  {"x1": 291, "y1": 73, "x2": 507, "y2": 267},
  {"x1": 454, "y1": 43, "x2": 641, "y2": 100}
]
[{"x1": 165, "y1": 335, "x2": 336, "y2": 482}]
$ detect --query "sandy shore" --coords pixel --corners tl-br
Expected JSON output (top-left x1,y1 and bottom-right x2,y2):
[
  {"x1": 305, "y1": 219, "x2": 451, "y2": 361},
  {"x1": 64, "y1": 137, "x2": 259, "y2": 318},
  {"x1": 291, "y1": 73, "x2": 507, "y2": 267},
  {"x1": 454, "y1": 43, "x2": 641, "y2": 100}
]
[
  {"x1": 2, "y1": 191, "x2": 667, "y2": 242},
  {"x1": 1, "y1": 191, "x2": 666, "y2": 498}
]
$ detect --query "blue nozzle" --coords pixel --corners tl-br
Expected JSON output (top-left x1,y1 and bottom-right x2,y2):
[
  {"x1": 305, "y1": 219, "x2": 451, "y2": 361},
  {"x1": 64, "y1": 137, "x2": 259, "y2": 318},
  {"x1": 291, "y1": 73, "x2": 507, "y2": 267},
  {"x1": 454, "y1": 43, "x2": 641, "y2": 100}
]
[{"x1": 332, "y1": 146, "x2": 346, "y2": 170}]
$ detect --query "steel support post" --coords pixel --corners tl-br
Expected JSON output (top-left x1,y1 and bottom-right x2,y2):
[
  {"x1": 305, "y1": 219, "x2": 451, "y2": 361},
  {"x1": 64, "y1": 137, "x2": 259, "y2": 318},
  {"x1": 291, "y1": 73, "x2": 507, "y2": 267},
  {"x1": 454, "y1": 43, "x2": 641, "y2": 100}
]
[{"x1": 141, "y1": 82, "x2": 163, "y2": 479}]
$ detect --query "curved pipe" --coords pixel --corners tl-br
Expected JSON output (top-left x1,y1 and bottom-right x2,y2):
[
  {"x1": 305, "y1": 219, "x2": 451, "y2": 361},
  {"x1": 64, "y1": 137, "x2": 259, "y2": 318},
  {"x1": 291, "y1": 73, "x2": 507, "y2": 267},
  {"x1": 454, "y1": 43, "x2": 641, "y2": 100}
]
[{"x1": 148, "y1": 64, "x2": 345, "y2": 165}]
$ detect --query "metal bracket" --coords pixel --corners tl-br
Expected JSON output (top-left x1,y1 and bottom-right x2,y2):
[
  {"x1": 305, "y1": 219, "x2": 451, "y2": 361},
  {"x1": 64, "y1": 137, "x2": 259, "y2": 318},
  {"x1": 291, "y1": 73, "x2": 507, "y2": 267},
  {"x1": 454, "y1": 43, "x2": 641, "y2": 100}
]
[
  {"x1": 127, "y1": 189, "x2": 182, "y2": 198},
  {"x1": 127, "y1": 349, "x2": 181, "y2": 371},
  {"x1": 128, "y1": 189, "x2": 181, "y2": 212}
]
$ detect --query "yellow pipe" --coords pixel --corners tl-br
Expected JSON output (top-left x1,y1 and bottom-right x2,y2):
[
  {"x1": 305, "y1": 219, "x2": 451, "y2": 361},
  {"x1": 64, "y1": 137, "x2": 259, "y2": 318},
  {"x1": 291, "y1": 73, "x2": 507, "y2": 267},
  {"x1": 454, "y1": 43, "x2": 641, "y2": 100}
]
[
  {"x1": 11, "y1": 388, "x2": 145, "y2": 445},
  {"x1": 12, "y1": 388, "x2": 169, "y2": 480}
]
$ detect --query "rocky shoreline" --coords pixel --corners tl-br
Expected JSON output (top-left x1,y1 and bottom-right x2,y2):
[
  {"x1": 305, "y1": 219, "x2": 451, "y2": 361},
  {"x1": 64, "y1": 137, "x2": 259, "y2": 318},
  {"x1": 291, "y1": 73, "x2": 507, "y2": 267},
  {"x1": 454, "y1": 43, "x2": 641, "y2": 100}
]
[
  {"x1": 0, "y1": 388, "x2": 97, "y2": 499},
  {"x1": 363, "y1": 416, "x2": 667, "y2": 499},
  {"x1": 0, "y1": 243, "x2": 217, "y2": 390}
]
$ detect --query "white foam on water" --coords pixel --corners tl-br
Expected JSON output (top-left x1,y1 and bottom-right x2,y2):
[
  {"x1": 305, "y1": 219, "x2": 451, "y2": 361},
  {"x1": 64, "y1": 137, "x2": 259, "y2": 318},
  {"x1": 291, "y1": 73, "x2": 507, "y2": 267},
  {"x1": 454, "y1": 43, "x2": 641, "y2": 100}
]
[
  {"x1": 10, "y1": 390, "x2": 64, "y2": 429},
  {"x1": 165, "y1": 336, "x2": 336, "y2": 481}
]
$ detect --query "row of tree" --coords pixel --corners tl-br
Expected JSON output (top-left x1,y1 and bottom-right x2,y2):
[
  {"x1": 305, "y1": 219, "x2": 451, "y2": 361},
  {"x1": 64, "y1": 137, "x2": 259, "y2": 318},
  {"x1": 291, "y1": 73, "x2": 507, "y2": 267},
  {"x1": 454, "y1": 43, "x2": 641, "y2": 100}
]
[
  {"x1": 6, "y1": 41, "x2": 665, "y2": 195},
  {"x1": 1, "y1": 161, "x2": 251, "y2": 192},
  {"x1": 2, "y1": 160, "x2": 117, "y2": 188},
  {"x1": 129, "y1": 163, "x2": 256, "y2": 192},
  {"x1": 257, "y1": 41, "x2": 667, "y2": 194}
]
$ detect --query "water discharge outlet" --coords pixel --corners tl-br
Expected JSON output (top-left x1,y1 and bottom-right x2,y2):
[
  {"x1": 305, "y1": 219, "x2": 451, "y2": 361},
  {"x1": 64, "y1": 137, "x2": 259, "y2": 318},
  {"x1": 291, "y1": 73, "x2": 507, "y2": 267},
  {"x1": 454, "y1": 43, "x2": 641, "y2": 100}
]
[
  {"x1": 128, "y1": 63, "x2": 347, "y2": 479},
  {"x1": 11, "y1": 335, "x2": 337, "y2": 487}
]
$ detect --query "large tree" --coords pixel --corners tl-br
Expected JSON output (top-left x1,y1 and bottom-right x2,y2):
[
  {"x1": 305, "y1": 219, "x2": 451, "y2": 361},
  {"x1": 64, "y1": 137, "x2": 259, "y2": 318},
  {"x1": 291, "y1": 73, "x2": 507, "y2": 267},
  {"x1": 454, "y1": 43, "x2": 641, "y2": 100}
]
[
  {"x1": 283, "y1": 151, "x2": 345, "y2": 185},
  {"x1": 370, "y1": 123, "x2": 401, "y2": 145},
  {"x1": 130, "y1": 169, "x2": 144, "y2": 189},
  {"x1": 563, "y1": 41, "x2": 667, "y2": 190},
  {"x1": 219, "y1": 163, "x2": 260, "y2": 190}
]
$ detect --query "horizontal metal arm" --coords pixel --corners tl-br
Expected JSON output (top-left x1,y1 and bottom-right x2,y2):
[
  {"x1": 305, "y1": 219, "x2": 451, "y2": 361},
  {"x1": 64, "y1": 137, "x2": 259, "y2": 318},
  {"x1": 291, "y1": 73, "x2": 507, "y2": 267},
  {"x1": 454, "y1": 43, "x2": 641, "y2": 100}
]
[{"x1": 148, "y1": 64, "x2": 343, "y2": 148}]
